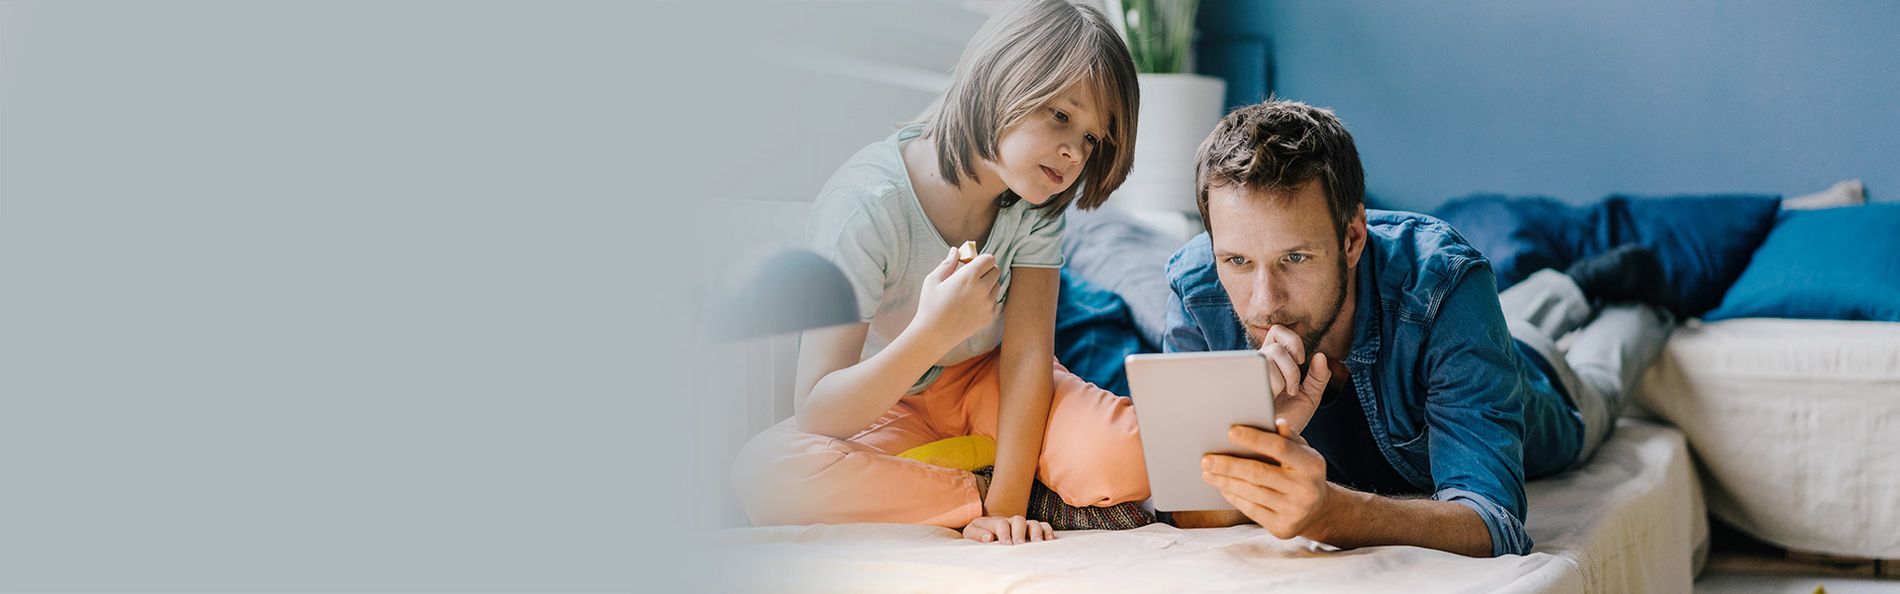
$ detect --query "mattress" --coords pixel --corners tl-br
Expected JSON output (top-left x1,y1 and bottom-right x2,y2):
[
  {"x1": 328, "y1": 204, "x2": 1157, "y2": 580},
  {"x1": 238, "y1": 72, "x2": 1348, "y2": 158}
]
[
  {"x1": 712, "y1": 420, "x2": 1705, "y2": 593},
  {"x1": 1633, "y1": 317, "x2": 1900, "y2": 558}
]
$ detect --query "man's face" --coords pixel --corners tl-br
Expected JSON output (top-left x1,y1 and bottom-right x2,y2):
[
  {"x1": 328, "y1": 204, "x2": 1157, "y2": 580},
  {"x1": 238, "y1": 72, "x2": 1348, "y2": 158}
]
[{"x1": 1207, "y1": 179, "x2": 1352, "y2": 354}]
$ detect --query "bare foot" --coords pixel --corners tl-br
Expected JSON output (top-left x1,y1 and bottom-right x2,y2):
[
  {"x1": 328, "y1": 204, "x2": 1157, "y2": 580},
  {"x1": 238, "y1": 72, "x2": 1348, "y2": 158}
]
[{"x1": 1168, "y1": 509, "x2": 1252, "y2": 528}]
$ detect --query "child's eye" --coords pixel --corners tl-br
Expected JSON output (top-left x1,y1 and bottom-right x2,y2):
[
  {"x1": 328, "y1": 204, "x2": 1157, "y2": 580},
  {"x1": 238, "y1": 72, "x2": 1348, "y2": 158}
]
[
  {"x1": 1084, "y1": 133, "x2": 1100, "y2": 146},
  {"x1": 1052, "y1": 109, "x2": 1070, "y2": 123}
]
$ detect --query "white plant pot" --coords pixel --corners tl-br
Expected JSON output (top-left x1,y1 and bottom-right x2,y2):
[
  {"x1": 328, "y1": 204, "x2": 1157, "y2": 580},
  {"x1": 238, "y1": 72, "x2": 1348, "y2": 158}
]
[{"x1": 1111, "y1": 73, "x2": 1226, "y2": 216}]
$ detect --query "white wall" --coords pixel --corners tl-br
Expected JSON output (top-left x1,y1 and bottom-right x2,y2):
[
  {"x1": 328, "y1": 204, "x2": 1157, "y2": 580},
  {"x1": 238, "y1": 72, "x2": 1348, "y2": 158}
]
[{"x1": 724, "y1": 1, "x2": 987, "y2": 204}]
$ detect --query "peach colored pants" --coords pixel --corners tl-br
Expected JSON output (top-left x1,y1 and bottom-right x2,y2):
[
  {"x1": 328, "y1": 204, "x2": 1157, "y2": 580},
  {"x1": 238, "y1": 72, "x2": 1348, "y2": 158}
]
[{"x1": 731, "y1": 351, "x2": 1150, "y2": 528}]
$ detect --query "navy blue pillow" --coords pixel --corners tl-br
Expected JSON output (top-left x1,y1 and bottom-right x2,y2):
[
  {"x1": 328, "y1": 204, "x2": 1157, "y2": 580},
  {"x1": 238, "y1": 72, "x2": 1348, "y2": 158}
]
[
  {"x1": 1433, "y1": 195, "x2": 1590, "y2": 289},
  {"x1": 1592, "y1": 194, "x2": 1781, "y2": 317},
  {"x1": 1436, "y1": 193, "x2": 1780, "y2": 318},
  {"x1": 1704, "y1": 203, "x2": 1900, "y2": 322}
]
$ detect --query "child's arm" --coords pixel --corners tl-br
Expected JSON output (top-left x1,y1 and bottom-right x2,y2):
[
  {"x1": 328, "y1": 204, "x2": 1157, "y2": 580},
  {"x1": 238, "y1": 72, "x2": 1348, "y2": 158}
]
[
  {"x1": 983, "y1": 266, "x2": 1059, "y2": 518},
  {"x1": 793, "y1": 250, "x2": 1001, "y2": 438},
  {"x1": 791, "y1": 321, "x2": 944, "y2": 438}
]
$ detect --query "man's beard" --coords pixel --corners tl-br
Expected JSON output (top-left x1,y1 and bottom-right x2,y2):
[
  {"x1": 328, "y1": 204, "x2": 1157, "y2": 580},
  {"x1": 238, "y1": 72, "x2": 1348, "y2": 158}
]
[{"x1": 1243, "y1": 254, "x2": 1350, "y2": 356}]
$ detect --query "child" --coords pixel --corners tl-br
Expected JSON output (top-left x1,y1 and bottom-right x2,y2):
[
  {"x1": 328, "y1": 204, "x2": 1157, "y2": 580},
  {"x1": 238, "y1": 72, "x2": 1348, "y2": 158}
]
[{"x1": 731, "y1": 0, "x2": 1149, "y2": 545}]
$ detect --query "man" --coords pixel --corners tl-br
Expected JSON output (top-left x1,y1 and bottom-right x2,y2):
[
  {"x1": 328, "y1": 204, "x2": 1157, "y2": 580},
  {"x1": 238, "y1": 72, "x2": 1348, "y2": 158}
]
[{"x1": 1163, "y1": 100, "x2": 1674, "y2": 557}]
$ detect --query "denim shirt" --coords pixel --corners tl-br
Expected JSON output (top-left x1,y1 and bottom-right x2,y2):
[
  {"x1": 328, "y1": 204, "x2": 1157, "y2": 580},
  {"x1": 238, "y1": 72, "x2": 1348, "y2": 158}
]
[{"x1": 1164, "y1": 210, "x2": 1582, "y2": 557}]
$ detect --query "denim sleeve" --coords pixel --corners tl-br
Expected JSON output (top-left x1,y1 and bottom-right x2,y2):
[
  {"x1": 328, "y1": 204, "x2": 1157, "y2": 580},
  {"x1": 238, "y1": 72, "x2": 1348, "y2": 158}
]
[
  {"x1": 1436, "y1": 488, "x2": 1532, "y2": 556},
  {"x1": 1162, "y1": 234, "x2": 1214, "y2": 354},
  {"x1": 1162, "y1": 289, "x2": 1207, "y2": 354},
  {"x1": 1421, "y1": 265, "x2": 1533, "y2": 556}
]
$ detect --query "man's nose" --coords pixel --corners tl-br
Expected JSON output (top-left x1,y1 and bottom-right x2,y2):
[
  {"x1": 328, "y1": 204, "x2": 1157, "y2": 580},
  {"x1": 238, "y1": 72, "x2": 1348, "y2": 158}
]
[{"x1": 1249, "y1": 271, "x2": 1286, "y2": 313}]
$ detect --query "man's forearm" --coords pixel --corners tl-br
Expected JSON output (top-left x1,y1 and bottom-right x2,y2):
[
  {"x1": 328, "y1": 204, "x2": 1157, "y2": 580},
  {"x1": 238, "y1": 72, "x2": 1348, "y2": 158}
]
[
  {"x1": 1310, "y1": 485, "x2": 1494, "y2": 557},
  {"x1": 984, "y1": 354, "x2": 1053, "y2": 517}
]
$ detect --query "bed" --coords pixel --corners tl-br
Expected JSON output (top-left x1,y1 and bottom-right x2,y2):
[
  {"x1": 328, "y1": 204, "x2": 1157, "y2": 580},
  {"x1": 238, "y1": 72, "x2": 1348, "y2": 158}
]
[
  {"x1": 1439, "y1": 187, "x2": 1900, "y2": 561},
  {"x1": 713, "y1": 419, "x2": 1706, "y2": 593},
  {"x1": 1632, "y1": 317, "x2": 1900, "y2": 559},
  {"x1": 710, "y1": 200, "x2": 1717, "y2": 591}
]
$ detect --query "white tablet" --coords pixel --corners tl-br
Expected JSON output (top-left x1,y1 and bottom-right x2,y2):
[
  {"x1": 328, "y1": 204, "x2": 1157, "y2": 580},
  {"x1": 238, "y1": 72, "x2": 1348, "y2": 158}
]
[{"x1": 1125, "y1": 350, "x2": 1278, "y2": 512}]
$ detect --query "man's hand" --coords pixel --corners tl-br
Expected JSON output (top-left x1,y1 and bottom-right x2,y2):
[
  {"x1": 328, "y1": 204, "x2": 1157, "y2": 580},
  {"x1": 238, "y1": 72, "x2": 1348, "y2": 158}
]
[
  {"x1": 962, "y1": 515, "x2": 1054, "y2": 544},
  {"x1": 1258, "y1": 325, "x2": 1332, "y2": 434},
  {"x1": 1201, "y1": 419, "x2": 1342, "y2": 540}
]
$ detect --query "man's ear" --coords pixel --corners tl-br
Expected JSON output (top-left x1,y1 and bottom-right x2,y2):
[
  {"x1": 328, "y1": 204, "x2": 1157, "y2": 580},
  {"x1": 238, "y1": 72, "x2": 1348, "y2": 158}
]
[{"x1": 1343, "y1": 205, "x2": 1369, "y2": 269}]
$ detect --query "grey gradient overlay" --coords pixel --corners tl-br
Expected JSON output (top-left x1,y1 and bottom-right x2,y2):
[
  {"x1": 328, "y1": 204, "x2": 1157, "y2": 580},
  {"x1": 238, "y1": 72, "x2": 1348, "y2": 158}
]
[{"x1": 0, "y1": 1, "x2": 794, "y2": 591}]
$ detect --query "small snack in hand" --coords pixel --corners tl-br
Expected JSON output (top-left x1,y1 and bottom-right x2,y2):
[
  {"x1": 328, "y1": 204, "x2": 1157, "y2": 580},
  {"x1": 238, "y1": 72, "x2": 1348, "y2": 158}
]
[{"x1": 957, "y1": 240, "x2": 978, "y2": 263}]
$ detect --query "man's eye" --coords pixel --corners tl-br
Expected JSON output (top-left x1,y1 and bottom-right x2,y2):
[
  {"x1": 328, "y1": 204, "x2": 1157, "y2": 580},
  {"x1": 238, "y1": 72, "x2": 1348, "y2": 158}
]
[
  {"x1": 1225, "y1": 256, "x2": 1250, "y2": 266},
  {"x1": 1053, "y1": 109, "x2": 1070, "y2": 123},
  {"x1": 1285, "y1": 253, "x2": 1309, "y2": 264}
]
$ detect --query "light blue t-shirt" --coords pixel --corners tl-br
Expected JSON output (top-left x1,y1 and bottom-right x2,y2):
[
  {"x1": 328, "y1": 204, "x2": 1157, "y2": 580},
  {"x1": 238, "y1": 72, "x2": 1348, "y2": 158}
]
[{"x1": 807, "y1": 125, "x2": 1066, "y2": 391}]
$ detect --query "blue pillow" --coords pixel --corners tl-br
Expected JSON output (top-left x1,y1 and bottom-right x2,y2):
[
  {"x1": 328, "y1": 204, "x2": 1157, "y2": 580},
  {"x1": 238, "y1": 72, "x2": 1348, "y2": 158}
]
[
  {"x1": 1436, "y1": 193, "x2": 1781, "y2": 318},
  {"x1": 1704, "y1": 203, "x2": 1900, "y2": 322},
  {"x1": 1593, "y1": 194, "x2": 1781, "y2": 317},
  {"x1": 1433, "y1": 194, "x2": 1590, "y2": 289},
  {"x1": 1054, "y1": 268, "x2": 1157, "y2": 396}
]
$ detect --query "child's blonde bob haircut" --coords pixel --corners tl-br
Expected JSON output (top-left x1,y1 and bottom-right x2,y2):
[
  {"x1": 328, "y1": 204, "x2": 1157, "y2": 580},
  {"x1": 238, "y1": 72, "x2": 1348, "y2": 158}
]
[{"x1": 917, "y1": 0, "x2": 1139, "y2": 213}]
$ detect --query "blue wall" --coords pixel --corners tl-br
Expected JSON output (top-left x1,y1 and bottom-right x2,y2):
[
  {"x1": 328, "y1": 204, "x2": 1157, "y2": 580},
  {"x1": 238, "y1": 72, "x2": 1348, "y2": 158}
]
[{"x1": 1196, "y1": 0, "x2": 1900, "y2": 212}]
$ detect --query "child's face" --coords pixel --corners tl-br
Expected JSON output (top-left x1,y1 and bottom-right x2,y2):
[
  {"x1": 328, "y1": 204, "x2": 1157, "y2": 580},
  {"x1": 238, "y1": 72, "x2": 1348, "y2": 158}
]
[{"x1": 991, "y1": 83, "x2": 1109, "y2": 205}]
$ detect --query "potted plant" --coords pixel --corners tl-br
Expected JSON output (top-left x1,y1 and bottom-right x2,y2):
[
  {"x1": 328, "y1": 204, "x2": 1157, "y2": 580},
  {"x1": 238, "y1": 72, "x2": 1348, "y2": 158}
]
[{"x1": 1104, "y1": 0, "x2": 1225, "y2": 218}]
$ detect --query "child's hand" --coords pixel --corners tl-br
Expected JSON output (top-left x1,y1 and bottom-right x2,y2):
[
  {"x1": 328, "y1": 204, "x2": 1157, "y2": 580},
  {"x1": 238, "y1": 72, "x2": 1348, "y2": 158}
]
[
  {"x1": 963, "y1": 515, "x2": 1053, "y2": 544},
  {"x1": 915, "y1": 247, "x2": 1001, "y2": 346}
]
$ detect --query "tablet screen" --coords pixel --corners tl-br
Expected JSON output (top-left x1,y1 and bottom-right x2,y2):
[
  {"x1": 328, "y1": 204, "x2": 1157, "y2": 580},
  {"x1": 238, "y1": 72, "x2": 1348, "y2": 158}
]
[{"x1": 1125, "y1": 351, "x2": 1277, "y2": 512}]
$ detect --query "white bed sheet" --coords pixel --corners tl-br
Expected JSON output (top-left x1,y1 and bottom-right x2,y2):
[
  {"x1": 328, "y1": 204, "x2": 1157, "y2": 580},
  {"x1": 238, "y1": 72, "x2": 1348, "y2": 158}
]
[
  {"x1": 1633, "y1": 317, "x2": 1900, "y2": 558},
  {"x1": 713, "y1": 420, "x2": 1705, "y2": 593}
]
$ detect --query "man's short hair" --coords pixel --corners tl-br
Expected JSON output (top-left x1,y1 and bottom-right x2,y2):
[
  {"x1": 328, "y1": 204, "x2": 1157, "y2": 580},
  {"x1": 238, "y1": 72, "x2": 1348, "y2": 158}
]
[{"x1": 1194, "y1": 99, "x2": 1365, "y2": 243}]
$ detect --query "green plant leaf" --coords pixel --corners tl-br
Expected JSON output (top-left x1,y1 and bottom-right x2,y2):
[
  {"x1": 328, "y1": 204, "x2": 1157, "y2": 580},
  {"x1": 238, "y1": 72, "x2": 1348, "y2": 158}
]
[{"x1": 1110, "y1": 0, "x2": 1198, "y2": 73}]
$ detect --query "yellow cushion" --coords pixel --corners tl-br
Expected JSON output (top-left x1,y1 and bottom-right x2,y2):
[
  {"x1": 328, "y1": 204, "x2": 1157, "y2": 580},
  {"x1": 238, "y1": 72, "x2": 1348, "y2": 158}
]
[{"x1": 895, "y1": 435, "x2": 997, "y2": 471}]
